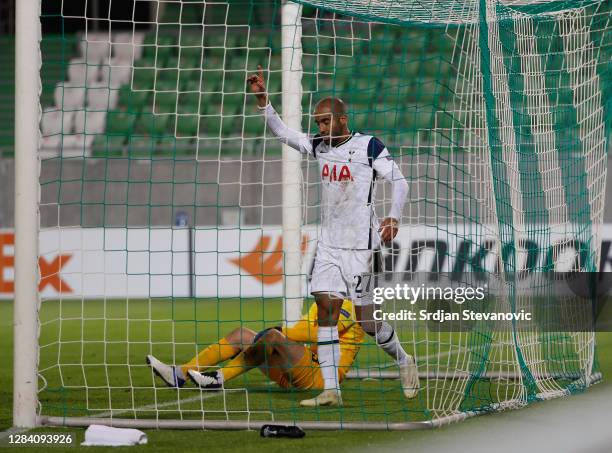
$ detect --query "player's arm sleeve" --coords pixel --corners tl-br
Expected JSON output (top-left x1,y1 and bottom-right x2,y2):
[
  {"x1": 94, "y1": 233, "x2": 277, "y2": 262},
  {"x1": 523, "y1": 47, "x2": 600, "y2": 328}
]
[
  {"x1": 372, "y1": 144, "x2": 409, "y2": 221},
  {"x1": 259, "y1": 103, "x2": 313, "y2": 155}
]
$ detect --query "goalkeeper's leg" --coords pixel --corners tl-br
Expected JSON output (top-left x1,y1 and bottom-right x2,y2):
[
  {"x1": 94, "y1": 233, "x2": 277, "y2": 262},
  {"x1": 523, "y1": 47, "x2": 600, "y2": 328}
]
[
  {"x1": 355, "y1": 303, "x2": 419, "y2": 398},
  {"x1": 188, "y1": 328, "x2": 305, "y2": 389},
  {"x1": 180, "y1": 327, "x2": 252, "y2": 375},
  {"x1": 146, "y1": 327, "x2": 254, "y2": 388}
]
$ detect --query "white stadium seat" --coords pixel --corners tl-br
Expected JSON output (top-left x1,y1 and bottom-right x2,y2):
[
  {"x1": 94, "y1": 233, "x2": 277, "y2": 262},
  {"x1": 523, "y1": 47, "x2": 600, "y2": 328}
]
[
  {"x1": 54, "y1": 82, "x2": 86, "y2": 110},
  {"x1": 86, "y1": 83, "x2": 119, "y2": 110},
  {"x1": 72, "y1": 110, "x2": 107, "y2": 151},
  {"x1": 104, "y1": 59, "x2": 132, "y2": 88},
  {"x1": 79, "y1": 32, "x2": 111, "y2": 63},
  {"x1": 113, "y1": 32, "x2": 144, "y2": 62},
  {"x1": 41, "y1": 108, "x2": 74, "y2": 135},
  {"x1": 73, "y1": 110, "x2": 107, "y2": 135},
  {"x1": 67, "y1": 58, "x2": 102, "y2": 84},
  {"x1": 40, "y1": 108, "x2": 75, "y2": 156}
]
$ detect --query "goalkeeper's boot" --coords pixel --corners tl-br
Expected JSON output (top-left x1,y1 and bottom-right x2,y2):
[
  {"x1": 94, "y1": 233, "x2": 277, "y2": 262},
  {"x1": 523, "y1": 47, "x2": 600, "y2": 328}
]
[
  {"x1": 146, "y1": 355, "x2": 186, "y2": 388},
  {"x1": 299, "y1": 389, "x2": 342, "y2": 407},
  {"x1": 187, "y1": 369, "x2": 224, "y2": 390},
  {"x1": 400, "y1": 355, "x2": 419, "y2": 399}
]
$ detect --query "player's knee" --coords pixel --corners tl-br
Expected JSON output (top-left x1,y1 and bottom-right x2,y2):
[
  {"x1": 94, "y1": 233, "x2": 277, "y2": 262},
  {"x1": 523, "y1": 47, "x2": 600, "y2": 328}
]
[
  {"x1": 253, "y1": 328, "x2": 283, "y2": 355},
  {"x1": 226, "y1": 327, "x2": 253, "y2": 344}
]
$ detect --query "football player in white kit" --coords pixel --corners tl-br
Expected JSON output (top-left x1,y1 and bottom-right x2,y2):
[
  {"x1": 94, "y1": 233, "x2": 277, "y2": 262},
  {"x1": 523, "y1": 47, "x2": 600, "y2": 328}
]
[{"x1": 248, "y1": 66, "x2": 419, "y2": 407}]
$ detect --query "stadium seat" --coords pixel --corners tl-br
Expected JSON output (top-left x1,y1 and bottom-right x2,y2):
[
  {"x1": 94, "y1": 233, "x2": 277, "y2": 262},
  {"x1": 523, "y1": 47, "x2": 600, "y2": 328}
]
[
  {"x1": 73, "y1": 110, "x2": 107, "y2": 149},
  {"x1": 179, "y1": 47, "x2": 203, "y2": 69},
  {"x1": 176, "y1": 114, "x2": 200, "y2": 138},
  {"x1": 132, "y1": 66, "x2": 156, "y2": 90},
  {"x1": 181, "y1": 3, "x2": 204, "y2": 23},
  {"x1": 87, "y1": 83, "x2": 119, "y2": 110},
  {"x1": 118, "y1": 85, "x2": 149, "y2": 112},
  {"x1": 73, "y1": 110, "x2": 107, "y2": 135},
  {"x1": 40, "y1": 108, "x2": 75, "y2": 153},
  {"x1": 78, "y1": 34, "x2": 111, "y2": 63},
  {"x1": 54, "y1": 82, "x2": 86, "y2": 110},
  {"x1": 104, "y1": 59, "x2": 132, "y2": 88},
  {"x1": 198, "y1": 70, "x2": 224, "y2": 92},
  {"x1": 92, "y1": 134, "x2": 126, "y2": 157},
  {"x1": 41, "y1": 107, "x2": 74, "y2": 135},
  {"x1": 242, "y1": 115, "x2": 265, "y2": 137},
  {"x1": 112, "y1": 32, "x2": 145, "y2": 62},
  {"x1": 157, "y1": 65, "x2": 180, "y2": 86},
  {"x1": 177, "y1": 92, "x2": 201, "y2": 115},
  {"x1": 106, "y1": 110, "x2": 137, "y2": 135},
  {"x1": 153, "y1": 91, "x2": 178, "y2": 114},
  {"x1": 67, "y1": 58, "x2": 102, "y2": 84},
  {"x1": 137, "y1": 112, "x2": 171, "y2": 137},
  {"x1": 199, "y1": 114, "x2": 236, "y2": 137},
  {"x1": 142, "y1": 34, "x2": 175, "y2": 61}
]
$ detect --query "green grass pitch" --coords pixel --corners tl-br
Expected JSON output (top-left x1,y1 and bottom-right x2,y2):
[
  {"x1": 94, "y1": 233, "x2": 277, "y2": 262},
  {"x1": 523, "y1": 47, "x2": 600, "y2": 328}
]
[{"x1": 1, "y1": 299, "x2": 611, "y2": 451}]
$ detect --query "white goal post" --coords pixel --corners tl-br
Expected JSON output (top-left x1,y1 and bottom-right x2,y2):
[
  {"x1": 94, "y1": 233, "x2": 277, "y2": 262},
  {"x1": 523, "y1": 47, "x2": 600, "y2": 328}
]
[{"x1": 13, "y1": 0, "x2": 41, "y2": 429}]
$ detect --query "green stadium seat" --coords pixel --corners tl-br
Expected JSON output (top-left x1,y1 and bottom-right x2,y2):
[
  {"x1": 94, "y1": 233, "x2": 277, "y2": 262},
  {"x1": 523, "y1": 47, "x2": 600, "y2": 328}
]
[
  {"x1": 177, "y1": 92, "x2": 201, "y2": 115},
  {"x1": 137, "y1": 113, "x2": 171, "y2": 137},
  {"x1": 142, "y1": 35, "x2": 176, "y2": 61},
  {"x1": 118, "y1": 85, "x2": 149, "y2": 112},
  {"x1": 202, "y1": 55, "x2": 225, "y2": 71},
  {"x1": 242, "y1": 115, "x2": 265, "y2": 137},
  {"x1": 223, "y1": 77, "x2": 246, "y2": 93},
  {"x1": 200, "y1": 70, "x2": 224, "y2": 91},
  {"x1": 132, "y1": 66, "x2": 156, "y2": 90},
  {"x1": 199, "y1": 115, "x2": 236, "y2": 136},
  {"x1": 178, "y1": 68, "x2": 202, "y2": 87},
  {"x1": 180, "y1": 32, "x2": 203, "y2": 47},
  {"x1": 126, "y1": 134, "x2": 155, "y2": 159},
  {"x1": 176, "y1": 115, "x2": 200, "y2": 138},
  {"x1": 153, "y1": 91, "x2": 178, "y2": 114},
  {"x1": 161, "y1": 3, "x2": 181, "y2": 23},
  {"x1": 157, "y1": 66, "x2": 180, "y2": 86},
  {"x1": 180, "y1": 3, "x2": 204, "y2": 24},
  {"x1": 92, "y1": 134, "x2": 125, "y2": 158},
  {"x1": 106, "y1": 111, "x2": 137, "y2": 135},
  {"x1": 179, "y1": 47, "x2": 203, "y2": 68}
]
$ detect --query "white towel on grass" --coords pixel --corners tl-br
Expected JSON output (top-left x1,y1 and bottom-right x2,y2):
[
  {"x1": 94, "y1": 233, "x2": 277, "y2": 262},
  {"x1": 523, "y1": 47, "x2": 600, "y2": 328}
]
[{"x1": 81, "y1": 424, "x2": 148, "y2": 446}]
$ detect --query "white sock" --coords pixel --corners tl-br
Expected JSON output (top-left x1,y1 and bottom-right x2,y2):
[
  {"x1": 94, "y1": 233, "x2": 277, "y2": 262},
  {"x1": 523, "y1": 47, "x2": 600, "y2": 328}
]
[
  {"x1": 317, "y1": 326, "x2": 340, "y2": 390},
  {"x1": 376, "y1": 322, "x2": 409, "y2": 366}
]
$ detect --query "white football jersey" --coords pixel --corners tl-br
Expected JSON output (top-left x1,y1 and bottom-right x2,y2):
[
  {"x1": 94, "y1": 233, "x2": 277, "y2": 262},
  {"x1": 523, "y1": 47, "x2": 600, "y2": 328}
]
[{"x1": 261, "y1": 104, "x2": 407, "y2": 250}]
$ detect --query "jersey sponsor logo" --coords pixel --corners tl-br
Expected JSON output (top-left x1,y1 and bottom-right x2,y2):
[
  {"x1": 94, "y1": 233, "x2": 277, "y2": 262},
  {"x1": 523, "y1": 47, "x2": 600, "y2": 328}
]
[
  {"x1": 321, "y1": 164, "x2": 353, "y2": 182},
  {"x1": 230, "y1": 234, "x2": 309, "y2": 284}
]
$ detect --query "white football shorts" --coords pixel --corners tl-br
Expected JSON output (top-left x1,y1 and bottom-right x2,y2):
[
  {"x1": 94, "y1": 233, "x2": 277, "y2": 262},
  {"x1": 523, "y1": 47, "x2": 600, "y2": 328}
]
[{"x1": 309, "y1": 242, "x2": 375, "y2": 306}]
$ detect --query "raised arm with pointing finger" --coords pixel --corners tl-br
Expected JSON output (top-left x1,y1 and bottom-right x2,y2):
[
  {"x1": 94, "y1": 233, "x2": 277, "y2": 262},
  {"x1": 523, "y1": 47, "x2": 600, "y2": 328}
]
[{"x1": 247, "y1": 65, "x2": 313, "y2": 155}]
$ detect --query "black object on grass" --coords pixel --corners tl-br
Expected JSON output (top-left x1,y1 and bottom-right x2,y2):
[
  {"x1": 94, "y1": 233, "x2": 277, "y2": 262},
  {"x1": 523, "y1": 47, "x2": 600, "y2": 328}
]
[{"x1": 260, "y1": 424, "x2": 305, "y2": 439}]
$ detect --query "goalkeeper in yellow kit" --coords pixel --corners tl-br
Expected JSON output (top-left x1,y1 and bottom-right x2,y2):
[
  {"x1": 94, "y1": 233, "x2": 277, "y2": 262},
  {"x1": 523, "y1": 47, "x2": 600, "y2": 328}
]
[{"x1": 146, "y1": 300, "x2": 363, "y2": 390}]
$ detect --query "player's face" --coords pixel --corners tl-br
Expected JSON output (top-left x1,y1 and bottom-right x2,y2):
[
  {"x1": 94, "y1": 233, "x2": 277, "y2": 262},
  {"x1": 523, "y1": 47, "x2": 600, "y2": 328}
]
[
  {"x1": 314, "y1": 108, "x2": 348, "y2": 145},
  {"x1": 314, "y1": 113, "x2": 333, "y2": 144}
]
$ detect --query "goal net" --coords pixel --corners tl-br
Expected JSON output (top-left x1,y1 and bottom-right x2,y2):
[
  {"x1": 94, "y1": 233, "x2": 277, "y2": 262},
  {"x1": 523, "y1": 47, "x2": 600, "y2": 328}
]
[{"x1": 13, "y1": 0, "x2": 610, "y2": 430}]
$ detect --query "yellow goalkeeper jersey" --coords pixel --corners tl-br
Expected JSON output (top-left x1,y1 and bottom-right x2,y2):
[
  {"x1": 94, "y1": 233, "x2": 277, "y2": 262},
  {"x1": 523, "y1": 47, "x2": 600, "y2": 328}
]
[{"x1": 281, "y1": 300, "x2": 364, "y2": 376}]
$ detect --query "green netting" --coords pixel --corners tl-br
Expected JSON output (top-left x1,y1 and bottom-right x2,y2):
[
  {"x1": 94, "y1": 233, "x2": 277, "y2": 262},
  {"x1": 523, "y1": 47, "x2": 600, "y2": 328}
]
[{"x1": 36, "y1": 0, "x2": 610, "y2": 429}]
